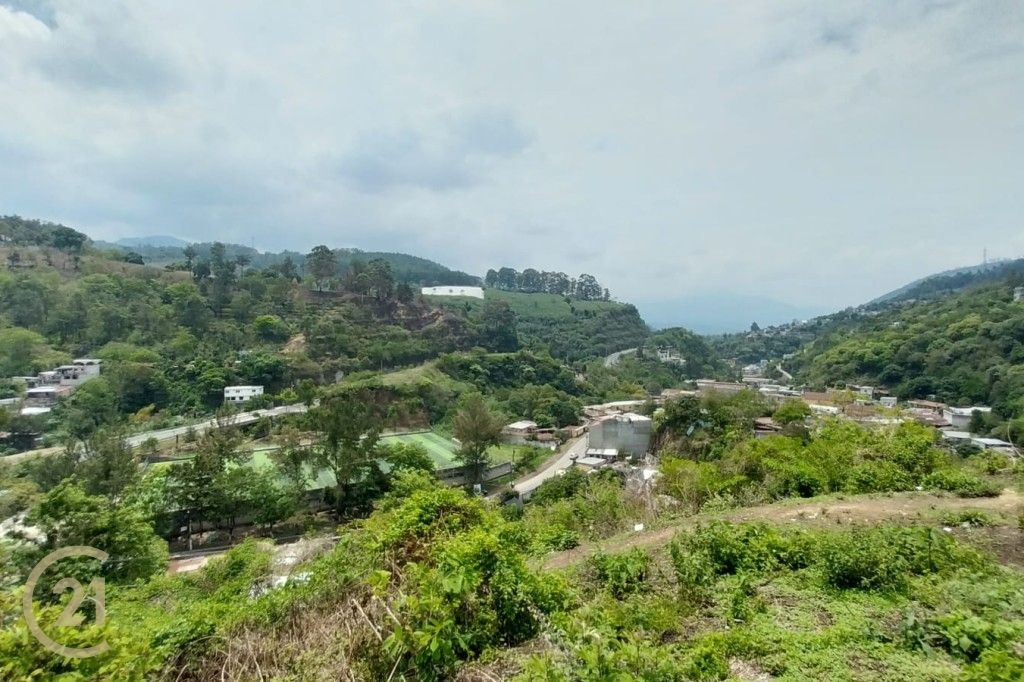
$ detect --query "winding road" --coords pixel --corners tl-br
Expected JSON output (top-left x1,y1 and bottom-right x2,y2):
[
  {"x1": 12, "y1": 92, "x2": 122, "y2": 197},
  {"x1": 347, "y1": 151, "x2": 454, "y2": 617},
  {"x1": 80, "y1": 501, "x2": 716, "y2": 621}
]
[
  {"x1": 1, "y1": 403, "x2": 310, "y2": 464},
  {"x1": 513, "y1": 436, "x2": 589, "y2": 498},
  {"x1": 603, "y1": 347, "x2": 638, "y2": 368}
]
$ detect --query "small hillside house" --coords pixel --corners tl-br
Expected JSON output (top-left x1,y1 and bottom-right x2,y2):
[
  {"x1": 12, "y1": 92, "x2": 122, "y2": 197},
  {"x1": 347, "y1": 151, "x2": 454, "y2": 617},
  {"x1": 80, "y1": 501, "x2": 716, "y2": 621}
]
[{"x1": 224, "y1": 385, "x2": 264, "y2": 403}]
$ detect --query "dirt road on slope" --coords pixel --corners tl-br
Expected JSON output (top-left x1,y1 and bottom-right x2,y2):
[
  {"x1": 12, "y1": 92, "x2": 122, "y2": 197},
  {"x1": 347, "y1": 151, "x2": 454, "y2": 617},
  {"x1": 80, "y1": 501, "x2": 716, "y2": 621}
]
[{"x1": 542, "y1": 489, "x2": 1024, "y2": 570}]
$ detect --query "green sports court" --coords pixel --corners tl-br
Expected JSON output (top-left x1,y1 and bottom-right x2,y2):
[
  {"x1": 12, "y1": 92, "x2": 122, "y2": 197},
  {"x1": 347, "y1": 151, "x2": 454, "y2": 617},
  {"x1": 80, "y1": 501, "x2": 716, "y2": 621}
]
[{"x1": 380, "y1": 430, "x2": 461, "y2": 468}]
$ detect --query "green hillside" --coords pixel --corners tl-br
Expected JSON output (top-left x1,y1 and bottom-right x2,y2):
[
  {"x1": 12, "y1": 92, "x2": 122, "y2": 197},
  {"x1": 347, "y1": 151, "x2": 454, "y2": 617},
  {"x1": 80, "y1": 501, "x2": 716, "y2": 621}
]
[
  {"x1": 789, "y1": 279, "x2": 1024, "y2": 438},
  {"x1": 426, "y1": 288, "x2": 649, "y2": 361}
]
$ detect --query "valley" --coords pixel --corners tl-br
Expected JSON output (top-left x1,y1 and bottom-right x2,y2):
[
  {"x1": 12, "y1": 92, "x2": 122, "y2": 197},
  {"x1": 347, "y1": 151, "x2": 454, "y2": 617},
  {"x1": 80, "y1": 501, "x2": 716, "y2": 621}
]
[{"x1": 0, "y1": 216, "x2": 1021, "y2": 681}]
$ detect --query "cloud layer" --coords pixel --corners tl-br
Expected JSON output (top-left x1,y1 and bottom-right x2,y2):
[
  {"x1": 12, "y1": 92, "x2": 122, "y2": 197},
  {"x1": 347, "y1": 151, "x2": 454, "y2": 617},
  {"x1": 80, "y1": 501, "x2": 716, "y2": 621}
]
[{"x1": 0, "y1": 0, "x2": 1022, "y2": 311}]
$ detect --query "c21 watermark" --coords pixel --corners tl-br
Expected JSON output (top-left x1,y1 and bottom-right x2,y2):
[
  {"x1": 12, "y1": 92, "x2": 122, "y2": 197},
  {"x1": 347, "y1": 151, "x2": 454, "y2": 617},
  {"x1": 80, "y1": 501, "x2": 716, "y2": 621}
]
[{"x1": 22, "y1": 545, "x2": 110, "y2": 658}]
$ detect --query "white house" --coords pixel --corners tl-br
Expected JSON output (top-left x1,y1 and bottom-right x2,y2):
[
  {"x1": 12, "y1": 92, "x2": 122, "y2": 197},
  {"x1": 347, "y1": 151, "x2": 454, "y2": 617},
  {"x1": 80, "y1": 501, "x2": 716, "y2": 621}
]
[
  {"x1": 224, "y1": 385, "x2": 264, "y2": 403},
  {"x1": 942, "y1": 406, "x2": 992, "y2": 430},
  {"x1": 420, "y1": 286, "x2": 484, "y2": 299},
  {"x1": 502, "y1": 420, "x2": 539, "y2": 445}
]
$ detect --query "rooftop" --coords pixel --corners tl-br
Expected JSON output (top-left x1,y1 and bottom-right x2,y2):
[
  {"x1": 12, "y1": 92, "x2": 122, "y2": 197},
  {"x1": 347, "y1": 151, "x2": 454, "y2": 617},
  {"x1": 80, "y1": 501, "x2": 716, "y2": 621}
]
[{"x1": 946, "y1": 406, "x2": 992, "y2": 415}]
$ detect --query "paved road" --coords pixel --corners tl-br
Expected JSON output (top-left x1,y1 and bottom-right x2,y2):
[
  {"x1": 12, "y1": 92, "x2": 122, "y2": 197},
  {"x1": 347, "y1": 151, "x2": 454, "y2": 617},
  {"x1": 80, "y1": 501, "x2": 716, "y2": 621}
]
[
  {"x1": 124, "y1": 403, "x2": 309, "y2": 447},
  {"x1": 513, "y1": 436, "x2": 589, "y2": 498},
  {"x1": 603, "y1": 347, "x2": 638, "y2": 368},
  {"x1": 2, "y1": 403, "x2": 310, "y2": 464}
]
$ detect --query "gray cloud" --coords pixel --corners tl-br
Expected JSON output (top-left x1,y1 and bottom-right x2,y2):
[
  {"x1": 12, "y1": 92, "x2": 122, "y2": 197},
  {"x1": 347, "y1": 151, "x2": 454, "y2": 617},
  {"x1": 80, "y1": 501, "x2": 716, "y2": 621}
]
[
  {"x1": 0, "y1": 0, "x2": 1021, "y2": 315},
  {"x1": 337, "y1": 110, "x2": 531, "y2": 193},
  {"x1": 0, "y1": 0, "x2": 56, "y2": 27}
]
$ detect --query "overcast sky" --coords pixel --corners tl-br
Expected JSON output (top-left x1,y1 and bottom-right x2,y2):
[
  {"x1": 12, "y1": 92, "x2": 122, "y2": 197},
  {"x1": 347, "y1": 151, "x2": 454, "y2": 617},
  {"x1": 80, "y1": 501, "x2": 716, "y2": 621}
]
[{"x1": 0, "y1": 1, "x2": 1021, "y2": 311}]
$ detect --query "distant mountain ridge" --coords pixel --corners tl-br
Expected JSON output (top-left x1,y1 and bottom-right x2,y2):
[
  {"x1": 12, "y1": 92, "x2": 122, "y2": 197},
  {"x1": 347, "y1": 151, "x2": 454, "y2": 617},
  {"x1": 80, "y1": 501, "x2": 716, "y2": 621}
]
[
  {"x1": 869, "y1": 258, "x2": 1024, "y2": 305},
  {"x1": 115, "y1": 235, "x2": 189, "y2": 248},
  {"x1": 638, "y1": 293, "x2": 827, "y2": 335},
  {"x1": 100, "y1": 238, "x2": 481, "y2": 287}
]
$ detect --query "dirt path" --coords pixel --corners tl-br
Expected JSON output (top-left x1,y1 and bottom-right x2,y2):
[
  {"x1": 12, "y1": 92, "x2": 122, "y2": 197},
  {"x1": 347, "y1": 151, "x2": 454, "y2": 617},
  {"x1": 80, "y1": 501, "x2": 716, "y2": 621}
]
[{"x1": 542, "y1": 489, "x2": 1024, "y2": 570}]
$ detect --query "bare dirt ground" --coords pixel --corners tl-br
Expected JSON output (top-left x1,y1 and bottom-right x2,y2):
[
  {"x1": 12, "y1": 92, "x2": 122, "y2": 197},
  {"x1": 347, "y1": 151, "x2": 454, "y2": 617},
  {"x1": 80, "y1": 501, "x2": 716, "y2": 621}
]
[{"x1": 542, "y1": 489, "x2": 1024, "y2": 570}]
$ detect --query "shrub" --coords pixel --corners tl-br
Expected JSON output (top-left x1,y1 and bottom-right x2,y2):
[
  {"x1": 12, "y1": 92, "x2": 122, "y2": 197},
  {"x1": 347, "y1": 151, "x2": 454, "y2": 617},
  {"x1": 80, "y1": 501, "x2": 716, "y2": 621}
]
[
  {"x1": 817, "y1": 525, "x2": 981, "y2": 592},
  {"x1": 726, "y1": 575, "x2": 766, "y2": 624},
  {"x1": 961, "y1": 648, "x2": 1024, "y2": 681},
  {"x1": 902, "y1": 609, "x2": 1022, "y2": 662},
  {"x1": 683, "y1": 640, "x2": 730, "y2": 681},
  {"x1": 938, "y1": 509, "x2": 997, "y2": 527},
  {"x1": 657, "y1": 457, "x2": 744, "y2": 512},
  {"x1": 846, "y1": 460, "x2": 913, "y2": 493},
  {"x1": 672, "y1": 522, "x2": 805, "y2": 576},
  {"x1": 924, "y1": 470, "x2": 1001, "y2": 498},
  {"x1": 588, "y1": 548, "x2": 651, "y2": 598},
  {"x1": 522, "y1": 475, "x2": 639, "y2": 549},
  {"x1": 668, "y1": 541, "x2": 716, "y2": 603},
  {"x1": 533, "y1": 526, "x2": 580, "y2": 552},
  {"x1": 529, "y1": 467, "x2": 589, "y2": 505}
]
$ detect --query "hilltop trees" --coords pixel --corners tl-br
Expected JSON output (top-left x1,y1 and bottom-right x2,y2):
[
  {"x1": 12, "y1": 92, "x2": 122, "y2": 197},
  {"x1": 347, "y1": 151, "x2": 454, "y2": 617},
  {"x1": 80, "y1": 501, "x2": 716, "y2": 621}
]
[
  {"x1": 306, "y1": 245, "x2": 336, "y2": 292},
  {"x1": 50, "y1": 226, "x2": 87, "y2": 252},
  {"x1": 485, "y1": 266, "x2": 609, "y2": 300}
]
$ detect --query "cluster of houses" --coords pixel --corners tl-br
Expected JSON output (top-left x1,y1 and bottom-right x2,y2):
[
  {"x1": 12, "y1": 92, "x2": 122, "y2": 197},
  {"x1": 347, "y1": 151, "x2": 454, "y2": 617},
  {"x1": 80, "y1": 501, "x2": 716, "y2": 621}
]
[
  {"x1": 727, "y1": 369, "x2": 1019, "y2": 456},
  {"x1": 500, "y1": 397, "x2": 658, "y2": 472},
  {"x1": 7, "y1": 358, "x2": 102, "y2": 416},
  {"x1": 498, "y1": 357, "x2": 1024, "y2": 473}
]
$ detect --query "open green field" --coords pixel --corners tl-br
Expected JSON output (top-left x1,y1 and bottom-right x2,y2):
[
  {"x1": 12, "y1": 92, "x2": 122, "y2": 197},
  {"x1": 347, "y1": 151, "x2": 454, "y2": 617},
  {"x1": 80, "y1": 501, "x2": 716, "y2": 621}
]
[
  {"x1": 380, "y1": 431, "x2": 521, "y2": 468},
  {"x1": 381, "y1": 430, "x2": 460, "y2": 467}
]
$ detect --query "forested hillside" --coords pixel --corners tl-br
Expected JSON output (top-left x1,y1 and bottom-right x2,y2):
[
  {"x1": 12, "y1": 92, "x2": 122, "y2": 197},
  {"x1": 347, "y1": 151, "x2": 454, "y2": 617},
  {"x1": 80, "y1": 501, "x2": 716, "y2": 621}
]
[
  {"x1": 1, "y1": 218, "x2": 1021, "y2": 681},
  {"x1": 789, "y1": 279, "x2": 1024, "y2": 433},
  {"x1": 428, "y1": 289, "x2": 650, "y2": 362},
  {"x1": 871, "y1": 258, "x2": 1024, "y2": 305}
]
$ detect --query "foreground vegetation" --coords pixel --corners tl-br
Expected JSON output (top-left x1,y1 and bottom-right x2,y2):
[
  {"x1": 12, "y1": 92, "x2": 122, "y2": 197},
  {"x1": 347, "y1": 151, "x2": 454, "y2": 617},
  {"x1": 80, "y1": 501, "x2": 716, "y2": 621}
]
[{"x1": 3, "y1": 467, "x2": 1021, "y2": 680}]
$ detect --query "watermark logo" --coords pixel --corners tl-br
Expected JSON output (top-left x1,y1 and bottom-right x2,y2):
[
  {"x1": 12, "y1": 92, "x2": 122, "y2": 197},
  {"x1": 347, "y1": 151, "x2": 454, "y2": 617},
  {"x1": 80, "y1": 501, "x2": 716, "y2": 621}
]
[{"x1": 22, "y1": 546, "x2": 109, "y2": 658}]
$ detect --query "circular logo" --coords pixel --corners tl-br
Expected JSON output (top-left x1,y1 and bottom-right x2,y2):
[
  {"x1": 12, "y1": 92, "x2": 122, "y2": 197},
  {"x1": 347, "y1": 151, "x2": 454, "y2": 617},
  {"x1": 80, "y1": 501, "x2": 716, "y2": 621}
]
[{"x1": 22, "y1": 546, "x2": 110, "y2": 659}]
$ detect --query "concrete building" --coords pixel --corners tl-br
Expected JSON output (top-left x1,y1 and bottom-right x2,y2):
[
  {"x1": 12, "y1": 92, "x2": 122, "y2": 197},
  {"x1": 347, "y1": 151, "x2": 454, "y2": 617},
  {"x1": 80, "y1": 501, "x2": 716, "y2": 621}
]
[
  {"x1": 504, "y1": 420, "x2": 538, "y2": 436},
  {"x1": 503, "y1": 420, "x2": 547, "y2": 445},
  {"x1": 970, "y1": 437, "x2": 1016, "y2": 454},
  {"x1": 942, "y1": 406, "x2": 992, "y2": 430},
  {"x1": 655, "y1": 348, "x2": 685, "y2": 364},
  {"x1": 907, "y1": 399, "x2": 947, "y2": 414},
  {"x1": 420, "y1": 286, "x2": 484, "y2": 299},
  {"x1": 583, "y1": 399, "x2": 647, "y2": 419},
  {"x1": 224, "y1": 385, "x2": 264, "y2": 403},
  {"x1": 587, "y1": 412, "x2": 652, "y2": 457},
  {"x1": 695, "y1": 380, "x2": 748, "y2": 395},
  {"x1": 879, "y1": 396, "x2": 898, "y2": 408}
]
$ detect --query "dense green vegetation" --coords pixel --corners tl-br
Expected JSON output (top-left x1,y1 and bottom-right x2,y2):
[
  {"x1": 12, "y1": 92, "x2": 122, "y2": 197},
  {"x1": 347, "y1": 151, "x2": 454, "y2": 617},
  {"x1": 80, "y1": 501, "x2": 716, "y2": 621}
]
[
  {"x1": 4, "y1": 460, "x2": 1021, "y2": 680},
  {"x1": 789, "y1": 281, "x2": 1024, "y2": 442},
  {"x1": 657, "y1": 409, "x2": 1002, "y2": 513},
  {"x1": 872, "y1": 258, "x2": 1024, "y2": 304},
  {"x1": 429, "y1": 288, "x2": 650, "y2": 362},
  {"x1": 4, "y1": 216, "x2": 1022, "y2": 680},
  {"x1": 0, "y1": 220, "x2": 663, "y2": 448}
]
